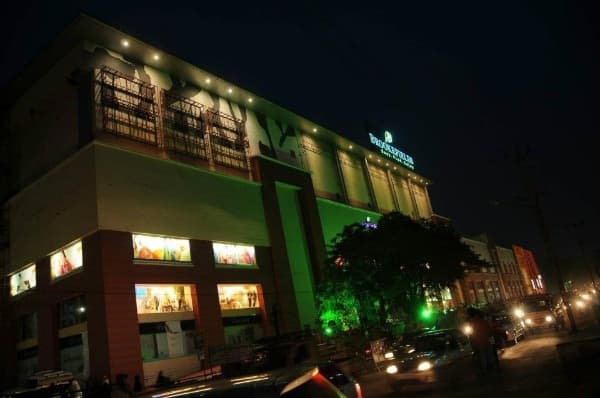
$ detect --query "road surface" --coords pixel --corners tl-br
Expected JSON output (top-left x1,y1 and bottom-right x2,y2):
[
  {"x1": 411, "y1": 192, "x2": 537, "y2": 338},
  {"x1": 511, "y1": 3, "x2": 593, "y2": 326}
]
[{"x1": 357, "y1": 329, "x2": 599, "y2": 397}]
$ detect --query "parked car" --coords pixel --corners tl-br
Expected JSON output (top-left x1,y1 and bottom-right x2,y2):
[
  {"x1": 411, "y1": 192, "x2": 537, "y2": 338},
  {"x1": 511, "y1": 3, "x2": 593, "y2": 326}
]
[
  {"x1": 140, "y1": 365, "x2": 345, "y2": 398},
  {"x1": 489, "y1": 312, "x2": 526, "y2": 347},
  {"x1": 383, "y1": 329, "x2": 473, "y2": 392},
  {"x1": 1, "y1": 370, "x2": 78, "y2": 398}
]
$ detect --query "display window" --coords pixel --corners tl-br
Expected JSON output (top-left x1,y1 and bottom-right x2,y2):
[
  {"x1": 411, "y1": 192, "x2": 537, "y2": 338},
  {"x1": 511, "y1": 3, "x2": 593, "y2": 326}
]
[
  {"x1": 132, "y1": 234, "x2": 191, "y2": 263},
  {"x1": 212, "y1": 243, "x2": 256, "y2": 267},
  {"x1": 139, "y1": 320, "x2": 196, "y2": 361},
  {"x1": 217, "y1": 284, "x2": 261, "y2": 310},
  {"x1": 50, "y1": 241, "x2": 83, "y2": 280},
  {"x1": 135, "y1": 284, "x2": 194, "y2": 314},
  {"x1": 10, "y1": 264, "x2": 36, "y2": 297},
  {"x1": 16, "y1": 313, "x2": 38, "y2": 342}
]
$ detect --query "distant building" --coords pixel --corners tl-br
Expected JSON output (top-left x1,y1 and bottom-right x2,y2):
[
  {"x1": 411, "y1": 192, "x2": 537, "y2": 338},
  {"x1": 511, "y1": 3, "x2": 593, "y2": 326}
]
[{"x1": 513, "y1": 245, "x2": 545, "y2": 294}]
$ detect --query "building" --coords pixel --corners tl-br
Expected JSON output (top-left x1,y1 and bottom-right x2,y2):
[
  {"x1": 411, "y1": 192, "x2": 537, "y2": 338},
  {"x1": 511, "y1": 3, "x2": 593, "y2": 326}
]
[
  {"x1": 458, "y1": 235, "x2": 536, "y2": 307},
  {"x1": 513, "y1": 245, "x2": 545, "y2": 294},
  {"x1": 0, "y1": 16, "x2": 435, "y2": 387}
]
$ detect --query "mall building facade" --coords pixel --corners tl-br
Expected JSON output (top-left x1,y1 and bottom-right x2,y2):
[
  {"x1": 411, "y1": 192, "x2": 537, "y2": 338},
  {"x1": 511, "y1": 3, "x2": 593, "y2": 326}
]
[{"x1": 0, "y1": 16, "x2": 435, "y2": 387}]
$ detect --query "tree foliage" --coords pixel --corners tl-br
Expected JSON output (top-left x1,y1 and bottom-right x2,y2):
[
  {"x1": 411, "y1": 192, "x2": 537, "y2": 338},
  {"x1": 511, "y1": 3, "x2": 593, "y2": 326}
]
[{"x1": 318, "y1": 212, "x2": 484, "y2": 334}]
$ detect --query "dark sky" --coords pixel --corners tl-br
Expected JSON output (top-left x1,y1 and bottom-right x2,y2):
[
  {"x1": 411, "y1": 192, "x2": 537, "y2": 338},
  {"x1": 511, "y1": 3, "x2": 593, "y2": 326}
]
[{"x1": 1, "y1": 0, "x2": 599, "y2": 290}]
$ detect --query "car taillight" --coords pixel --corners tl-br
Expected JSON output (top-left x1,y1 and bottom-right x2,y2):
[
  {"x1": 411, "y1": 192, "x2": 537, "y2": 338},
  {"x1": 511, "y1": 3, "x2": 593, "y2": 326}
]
[{"x1": 355, "y1": 382, "x2": 362, "y2": 398}]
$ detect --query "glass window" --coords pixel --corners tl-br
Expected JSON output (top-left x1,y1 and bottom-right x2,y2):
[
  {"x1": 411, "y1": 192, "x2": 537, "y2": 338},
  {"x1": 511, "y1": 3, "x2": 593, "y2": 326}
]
[
  {"x1": 218, "y1": 284, "x2": 261, "y2": 310},
  {"x1": 132, "y1": 234, "x2": 191, "y2": 262},
  {"x1": 139, "y1": 321, "x2": 196, "y2": 361},
  {"x1": 59, "y1": 334, "x2": 86, "y2": 377},
  {"x1": 58, "y1": 296, "x2": 87, "y2": 328},
  {"x1": 17, "y1": 347, "x2": 39, "y2": 386},
  {"x1": 10, "y1": 264, "x2": 37, "y2": 297},
  {"x1": 468, "y1": 282, "x2": 476, "y2": 304},
  {"x1": 476, "y1": 282, "x2": 487, "y2": 304},
  {"x1": 135, "y1": 284, "x2": 194, "y2": 314},
  {"x1": 50, "y1": 241, "x2": 83, "y2": 280},
  {"x1": 213, "y1": 243, "x2": 256, "y2": 267},
  {"x1": 16, "y1": 313, "x2": 38, "y2": 341}
]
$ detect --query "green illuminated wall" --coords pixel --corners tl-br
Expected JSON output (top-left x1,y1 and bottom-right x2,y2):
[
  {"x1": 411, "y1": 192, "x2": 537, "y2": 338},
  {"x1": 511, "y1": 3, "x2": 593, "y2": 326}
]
[
  {"x1": 299, "y1": 135, "x2": 343, "y2": 198},
  {"x1": 412, "y1": 183, "x2": 432, "y2": 218},
  {"x1": 391, "y1": 175, "x2": 415, "y2": 217},
  {"x1": 338, "y1": 151, "x2": 371, "y2": 206},
  {"x1": 368, "y1": 164, "x2": 395, "y2": 212},
  {"x1": 317, "y1": 198, "x2": 381, "y2": 247},
  {"x1": 275, "y1": 183, "x2": 317, "y2": 329}
]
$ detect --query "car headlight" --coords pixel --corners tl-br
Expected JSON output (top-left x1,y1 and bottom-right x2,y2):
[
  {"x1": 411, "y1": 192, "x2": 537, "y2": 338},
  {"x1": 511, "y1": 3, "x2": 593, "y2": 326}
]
[
  {"x1": 514, "y1": 308, "x2": 524, "y2": 318},
  {"x1": 386, "y1": 365, "x2": 398, "y2": 374},
  {"x1": 525, "y1": 318, "x2": 533, "y2": 325},
  {"x1": 545, "y1": 315, "x2": 554, "y2": 323},
  {"x1": 417, "y1": 361, "x2": 432, "y2": 371},
  {"x1": 463, "y1": 324, "x2": 473, "y2": 335},
  {"x1": 384, "y1": 351, "x2": 395, "y2": 359}
]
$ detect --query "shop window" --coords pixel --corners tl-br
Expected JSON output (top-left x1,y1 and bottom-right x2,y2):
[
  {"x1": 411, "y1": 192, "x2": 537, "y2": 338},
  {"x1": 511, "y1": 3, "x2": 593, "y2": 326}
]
[
  {"x1": 16, "y1": 313, "x2": 38, "y2": 341},
  {"x1": 217, "y1": 284, "x2": 261, "y2": 310},
  {"x1": 50, "y1": 241, "x2": 83, "y2": 280},
  {"x1": 58, "y1": 296, "x2": 87, "y2": 329},
  {"x1": 132, "y1": 234, "x2": 191, "y2": 263},
  {"x1": 139, "y1": 320, "x2": 196, "y2": 361},
  {"x1": 135, "y1": 284, "x2": 194, "y2": 314},
  {"x1": 475, "y1": 282, "x2": 487, "y2": 304},
  {"x1": 10, "y1": 264, "x2": 36, "y2": 297},
  {"x1": 212, "y1": 242, "x2": 256, "y2": 268}
]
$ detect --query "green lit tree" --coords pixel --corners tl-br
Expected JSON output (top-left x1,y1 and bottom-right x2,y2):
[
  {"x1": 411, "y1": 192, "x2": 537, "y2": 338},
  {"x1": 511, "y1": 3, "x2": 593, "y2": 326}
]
[{"x1": 318, "y1": 212, "x2": 482, "y2": 335}]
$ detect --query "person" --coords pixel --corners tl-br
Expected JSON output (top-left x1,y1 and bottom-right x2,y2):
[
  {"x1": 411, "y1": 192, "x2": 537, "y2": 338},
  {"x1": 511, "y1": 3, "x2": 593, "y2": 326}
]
[
  {"x1": 156, "y1": 371, "x2": 172, "y2": 387},
  {"x1": 68, "y1": 378, "x2": 83, "y2": 398},
  {"x1": 466, "y1": 307, "x2": 497, "y2": 374},
  {"x1": 100, "y1": 375, "x2": 112, "y2": 397},
  {"x1": 111, "y1": 374, "x2": 133, "y2": 398},
  {"x1": 133, "y1": 375, "x2": 142, "y2": 395}
]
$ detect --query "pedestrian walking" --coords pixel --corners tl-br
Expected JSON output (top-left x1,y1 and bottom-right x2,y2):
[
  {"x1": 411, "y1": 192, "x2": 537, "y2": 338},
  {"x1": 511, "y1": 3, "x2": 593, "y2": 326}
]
[{"x1": 466, "y1": 307, "x2": 497, "y2": 374}]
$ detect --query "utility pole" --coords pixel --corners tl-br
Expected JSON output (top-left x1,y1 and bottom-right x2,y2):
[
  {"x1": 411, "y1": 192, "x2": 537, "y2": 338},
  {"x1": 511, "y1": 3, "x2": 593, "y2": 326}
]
[
  {"x1": 513, "y1": 146, "x2": 578, "y2": 333},
  {"x1": 565, "y1": 221, "x2": 598, "y2": 291}
]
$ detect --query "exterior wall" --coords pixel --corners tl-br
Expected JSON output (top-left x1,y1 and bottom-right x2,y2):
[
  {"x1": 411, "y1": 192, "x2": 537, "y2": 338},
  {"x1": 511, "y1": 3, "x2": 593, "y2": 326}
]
[
  {"x1": 513, "y1": 245, "x2": 545, "y2": 294},
  {"x1": 337, "y1": 151, "x2": 372, "y2": 209},
  {"x1": 4, "y1": 45, "x2": 83, "y2": 200},
  {"x1": 391, "y1": 174, "x2": 416, "y2": 217},
  {"x1": 497, "y1": 246, "x2": 526, "y2": 300},
  {"x1": 367, "y1": 163, "x2": 395, "y2": 213},
  {"x1": 412, "y1": 183, "x2": 433, "y2": 219},
  {"x1": 299, "y1": 135, "x2": 344, "y2": 200},
  {"x1": 8, "y1": 146, "x2": 98, "y2": 271},
  {"x1": 94, "y1": 143, "x2": 269, "y2": 246},
  {"x1": 316, "y1": 198, "x2": 381, "y2": 247}
]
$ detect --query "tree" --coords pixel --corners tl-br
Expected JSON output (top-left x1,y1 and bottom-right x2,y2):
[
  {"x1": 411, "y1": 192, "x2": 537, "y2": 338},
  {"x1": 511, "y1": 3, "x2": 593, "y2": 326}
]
[{"x1": 318, "y1": 212, "x2": 483, "y2": 335}]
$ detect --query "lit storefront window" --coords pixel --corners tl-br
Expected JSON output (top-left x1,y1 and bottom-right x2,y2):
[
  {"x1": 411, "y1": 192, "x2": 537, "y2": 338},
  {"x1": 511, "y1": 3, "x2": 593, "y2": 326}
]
[
  {"x1": 132, "y1": 234, "x2": 191, "y2": 262},
  {"x1": 135, "y1": 284, "x2": 194, "y2": 314},
  {"x1": 10, "y1": 264, "x2": 36, "y2": 296},
  {"x1": 50, "y1": 241, "x2": 83, "y2": 280},
  {"x1": 217, "y1": 284, "x2": 261, "y2": 310},
  {"x1": 212, "y1": 243, "x2": 256, "y2": 267}
]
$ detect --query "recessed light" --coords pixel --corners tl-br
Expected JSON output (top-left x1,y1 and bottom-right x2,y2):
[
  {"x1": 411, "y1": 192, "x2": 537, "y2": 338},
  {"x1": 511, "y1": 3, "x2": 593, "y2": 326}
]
[
  {"x1": 205, "y1": 78, "x2": 211, "y2": 84},
  {"x1": 121, "y1": 39, "x2": 129, "y2": 47},
  {"x1": 386, "y1": 163, "x2": 389, "y2": 166},
  {"x1": 248, "y1": 98, "x2": 253, "y2": 103},
  {"x1": 312, "y1": 128, "x2": 317, "y2": 132},
  {"x1": 377, "y1": 159, "x2": 381, "y2": 162},
  {"x1": 393, "y1": 167, "x2": 397, "y2": 170},
  {"x1": 369, "y1": 154, "x2": 372, "y2": 158},
  {"x1": 153, "y1": 54, "x2": 160, "y2": 60},
  {"x1": 349, "y1": 145, "x2": 353, "y2": 149},
  {"x1": 227, "y1": 88, "x2": 233, "y2": 94}
]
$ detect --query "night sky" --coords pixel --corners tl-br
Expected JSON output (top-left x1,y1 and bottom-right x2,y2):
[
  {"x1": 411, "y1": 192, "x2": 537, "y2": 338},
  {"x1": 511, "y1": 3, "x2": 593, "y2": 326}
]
[{"x1": 1, "y1": 1, "x2": 599, "y2": 291}]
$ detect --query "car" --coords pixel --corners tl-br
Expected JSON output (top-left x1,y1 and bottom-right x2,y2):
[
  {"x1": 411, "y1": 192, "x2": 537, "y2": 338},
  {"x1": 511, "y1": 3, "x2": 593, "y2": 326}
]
[
  {"x1": 140, "y1": 365, "x2": 346, "y2": 398},
  {"x1": 0, "y1": 370, "x2": 78, "y2": 398},
  {"x1": 489, "y1": 312, "x2": 526, "y2": 347},
  {"x1": 382, "y1": 329, "x2": 473, "y2": 392}
]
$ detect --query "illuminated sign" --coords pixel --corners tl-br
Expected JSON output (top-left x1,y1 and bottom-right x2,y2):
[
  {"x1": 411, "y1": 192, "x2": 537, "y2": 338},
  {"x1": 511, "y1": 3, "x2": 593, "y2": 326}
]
[
  {"x1": 217, "y1": 284, "x2": 261, "y2": 310},
  {"x1": 132, "y1": 234, "x2": 191, "y2": 262},
  {"x1": 51, "y1": 241, "x2": 83, "y2": 279},
  {"x1": 135, "y1": 284, "x2": 194, "y2": 314},
  {"x1": 10, "y1": 264, "x2": 36, "y2": 296},
  {"x1": 213, "y1": 243, "x2": 256, "y2": 266},
  {"x1": 369, "y1": 131, "x2": 414, "y2": 169}
]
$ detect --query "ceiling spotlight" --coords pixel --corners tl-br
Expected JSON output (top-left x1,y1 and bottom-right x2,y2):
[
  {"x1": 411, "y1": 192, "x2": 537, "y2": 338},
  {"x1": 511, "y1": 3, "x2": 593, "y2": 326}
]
[
  {"x1": 349, "y1": 145, "x2": 353, "y2": 149},
  {"x1": 368, "y1": 154, "x2": 372, "y2": 158},
  {"x1": 312, "y1": 128, "x2": 317, "y2": 132},
  {"x1": 377, "y1": 159, "x2": 381, "y2": 162},
  {"x1": 393, "y1": 167, "x2": 397, "y2": 170},
  {"x1": 248, "y1": 98, "x2": 253, "y2": 103},
  {"x1": 153, "y1": 54, "x2": 160, "y2": 60},
  {"x1": 205, "y1": 78, "x2": 211, "y2": 84},
  {"x1": 121, "y1": 39, "x2": 129, "y2": 47},
  {"x1": 227, "y1": 88, "x2": 233, "y2": 94},
  {"x1": 386, "y1": 163, "x2": 389, "y2": 166}
]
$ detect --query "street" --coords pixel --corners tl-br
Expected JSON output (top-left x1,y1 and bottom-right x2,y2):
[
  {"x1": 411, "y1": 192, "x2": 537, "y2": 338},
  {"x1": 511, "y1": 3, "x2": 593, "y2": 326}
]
[{"x1": 357, "y1": 328, "x2": 600, "y2": 398}]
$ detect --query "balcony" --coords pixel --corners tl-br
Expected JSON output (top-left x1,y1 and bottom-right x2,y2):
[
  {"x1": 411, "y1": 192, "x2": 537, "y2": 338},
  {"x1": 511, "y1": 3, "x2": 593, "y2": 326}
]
[{"x1": 95, "y1": 66, "x2": 249, "y2": 172}]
